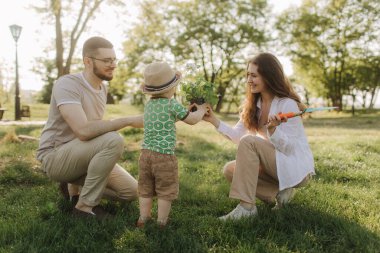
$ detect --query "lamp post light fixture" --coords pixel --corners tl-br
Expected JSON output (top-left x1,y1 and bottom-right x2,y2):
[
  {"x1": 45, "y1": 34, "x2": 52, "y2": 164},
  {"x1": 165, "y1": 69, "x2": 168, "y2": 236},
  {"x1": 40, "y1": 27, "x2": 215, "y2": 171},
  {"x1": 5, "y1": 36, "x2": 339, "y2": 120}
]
[{"x1": 9, "y1": 24, "x2": 22, "y2": 120}]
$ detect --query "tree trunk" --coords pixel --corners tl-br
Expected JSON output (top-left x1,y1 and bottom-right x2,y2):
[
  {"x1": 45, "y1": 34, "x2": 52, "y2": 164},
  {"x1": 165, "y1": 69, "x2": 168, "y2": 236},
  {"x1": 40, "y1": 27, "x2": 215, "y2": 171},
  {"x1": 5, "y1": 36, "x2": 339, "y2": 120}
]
[
  {"x1": 304, "y1": 88, "x2": 310, "y2": 106},
  {"x1": 215, "y1": 84, "x2": 227, "y2": 113},
  {"x1": 215, "y1": 93, "x2": 224, "y2": 113},
  {"x1": 52, "y1": 0, "x2": 107, "y2": 77},
  {"x1": 330, "y1": 94, "x2": 342, "y2": 111},
  {"x1": 226, "y1": 100, "x2": 232, "y2": 114},
  {"x1": 361, "y1": 91, "x2": 367, "y2": 109},
  {"x1": 369, "y1": 87, "x2": 379, "y2": 109},
  {"x1": 107, "y1": 93, "x2": 115, "y2": 104},
  {"x1": 54, "y1": 0, "x2": 64, "y2": 78}
]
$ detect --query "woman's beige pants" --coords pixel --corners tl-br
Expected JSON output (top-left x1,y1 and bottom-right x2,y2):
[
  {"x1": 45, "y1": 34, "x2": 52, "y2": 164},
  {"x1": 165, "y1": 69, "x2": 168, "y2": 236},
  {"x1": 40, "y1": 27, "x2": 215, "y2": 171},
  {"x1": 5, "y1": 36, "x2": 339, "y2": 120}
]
[{"x1": 224, "y1": 135, "x2": 308, "y2": 204}]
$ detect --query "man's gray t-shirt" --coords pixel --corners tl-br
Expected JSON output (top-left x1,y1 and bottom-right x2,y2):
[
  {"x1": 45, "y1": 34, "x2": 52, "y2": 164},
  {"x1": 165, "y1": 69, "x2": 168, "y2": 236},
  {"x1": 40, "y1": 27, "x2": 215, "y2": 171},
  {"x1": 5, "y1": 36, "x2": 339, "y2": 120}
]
[{"x1": 36, "y1": 73, "x2": 107, "y2": 161}]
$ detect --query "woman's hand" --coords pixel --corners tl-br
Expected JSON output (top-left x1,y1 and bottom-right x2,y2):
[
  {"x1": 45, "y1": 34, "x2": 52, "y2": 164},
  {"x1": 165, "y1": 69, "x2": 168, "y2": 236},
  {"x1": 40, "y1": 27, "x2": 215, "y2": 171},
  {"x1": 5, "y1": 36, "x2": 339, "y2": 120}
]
[
  {"x1": 267, "y1": 113, "x2": 288, "y2": 135},
  {"x1": 202, "y1": 104, "x2": 220, "y2": 128}
]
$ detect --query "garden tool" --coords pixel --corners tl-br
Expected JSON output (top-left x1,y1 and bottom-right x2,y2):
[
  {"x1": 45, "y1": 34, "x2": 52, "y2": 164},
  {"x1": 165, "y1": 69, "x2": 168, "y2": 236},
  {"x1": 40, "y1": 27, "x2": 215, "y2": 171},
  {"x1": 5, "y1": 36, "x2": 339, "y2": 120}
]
[{"x1": 278, "y1": 106, "x2": 338, "y2": 120}]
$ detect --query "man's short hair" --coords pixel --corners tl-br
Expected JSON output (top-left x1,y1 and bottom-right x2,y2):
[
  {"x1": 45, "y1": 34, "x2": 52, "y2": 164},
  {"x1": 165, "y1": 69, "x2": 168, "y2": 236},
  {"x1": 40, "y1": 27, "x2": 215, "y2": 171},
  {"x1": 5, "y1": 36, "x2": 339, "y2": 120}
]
[{"x1": 82, "y1": 36, "x2": 113, "y2": 58}]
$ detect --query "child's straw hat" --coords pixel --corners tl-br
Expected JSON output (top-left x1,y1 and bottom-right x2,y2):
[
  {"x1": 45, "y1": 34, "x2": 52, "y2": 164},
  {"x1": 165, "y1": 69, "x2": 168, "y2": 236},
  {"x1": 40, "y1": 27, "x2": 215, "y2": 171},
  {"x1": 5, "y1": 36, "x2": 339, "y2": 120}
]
[{"x1": 142, "y1": 62, "x2": 182, "y2": 95}]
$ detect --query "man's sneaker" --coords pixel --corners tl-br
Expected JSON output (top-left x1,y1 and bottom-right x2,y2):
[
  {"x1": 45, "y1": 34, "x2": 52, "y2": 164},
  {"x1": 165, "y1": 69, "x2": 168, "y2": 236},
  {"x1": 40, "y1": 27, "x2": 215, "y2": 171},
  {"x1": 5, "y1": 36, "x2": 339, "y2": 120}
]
[
  {"x1": 219, "y1": 204, "x2": 258, "y2": 221},
  {"x1": 273, "y1": 188, "x2": 296, "y2": 210}
]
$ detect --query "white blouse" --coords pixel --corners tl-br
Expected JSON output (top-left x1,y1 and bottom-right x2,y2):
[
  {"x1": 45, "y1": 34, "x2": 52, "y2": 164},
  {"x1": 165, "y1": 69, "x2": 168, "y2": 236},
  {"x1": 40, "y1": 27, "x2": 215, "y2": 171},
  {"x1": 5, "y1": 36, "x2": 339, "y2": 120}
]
[{"x1": 217, "y1": 96, "x2": 315, "y2": 191}]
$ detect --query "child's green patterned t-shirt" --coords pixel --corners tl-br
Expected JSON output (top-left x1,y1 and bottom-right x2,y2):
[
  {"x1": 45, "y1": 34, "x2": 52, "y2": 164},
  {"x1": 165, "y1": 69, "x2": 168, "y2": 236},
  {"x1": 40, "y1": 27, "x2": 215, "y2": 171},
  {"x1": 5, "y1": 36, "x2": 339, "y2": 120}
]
[{"x1": 142, "y1": 98, "x2": 189, "y2": 154}]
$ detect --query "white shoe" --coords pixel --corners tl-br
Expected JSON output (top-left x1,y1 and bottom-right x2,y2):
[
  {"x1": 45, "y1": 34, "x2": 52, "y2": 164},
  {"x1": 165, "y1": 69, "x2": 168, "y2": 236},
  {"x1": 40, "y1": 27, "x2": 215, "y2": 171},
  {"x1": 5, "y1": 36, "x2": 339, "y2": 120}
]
[
  {"x1": 219, "y1": 204, "x2": 258, "y2": 221},
  {"x1": 273, "y1": 188, "x2": 296, "y2": 210}
]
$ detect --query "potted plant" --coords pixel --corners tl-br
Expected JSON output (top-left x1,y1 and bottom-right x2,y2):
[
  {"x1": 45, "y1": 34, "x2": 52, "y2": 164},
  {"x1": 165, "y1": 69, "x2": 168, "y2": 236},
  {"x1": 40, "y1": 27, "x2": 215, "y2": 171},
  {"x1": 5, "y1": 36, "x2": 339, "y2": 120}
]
[{"x1": 180, "y1": 64, "x2": 218, "y2": 111}]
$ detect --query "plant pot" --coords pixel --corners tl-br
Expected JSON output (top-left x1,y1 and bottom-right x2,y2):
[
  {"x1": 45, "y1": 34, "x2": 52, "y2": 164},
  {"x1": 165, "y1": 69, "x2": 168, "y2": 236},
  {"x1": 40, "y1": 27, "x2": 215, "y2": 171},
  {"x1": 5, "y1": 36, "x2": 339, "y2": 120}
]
[{"x1": 190, "y1": 98, "x2": 205, "y2": 112}]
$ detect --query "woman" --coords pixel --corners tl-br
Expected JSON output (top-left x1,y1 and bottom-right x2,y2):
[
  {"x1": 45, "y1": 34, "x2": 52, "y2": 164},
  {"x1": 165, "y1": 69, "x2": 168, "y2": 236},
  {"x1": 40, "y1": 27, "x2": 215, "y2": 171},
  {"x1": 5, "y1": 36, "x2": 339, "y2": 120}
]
[{"x1": 203, "y1": 53, "x2": 315, "y2": 220}]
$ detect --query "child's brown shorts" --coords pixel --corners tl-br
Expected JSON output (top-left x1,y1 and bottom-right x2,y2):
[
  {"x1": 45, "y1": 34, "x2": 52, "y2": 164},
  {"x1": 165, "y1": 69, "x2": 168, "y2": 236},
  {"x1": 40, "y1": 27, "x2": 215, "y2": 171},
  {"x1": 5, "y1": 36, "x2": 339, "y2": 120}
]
[{"x1": 138, "y1": 149, "x2": 179, "y2": 201}]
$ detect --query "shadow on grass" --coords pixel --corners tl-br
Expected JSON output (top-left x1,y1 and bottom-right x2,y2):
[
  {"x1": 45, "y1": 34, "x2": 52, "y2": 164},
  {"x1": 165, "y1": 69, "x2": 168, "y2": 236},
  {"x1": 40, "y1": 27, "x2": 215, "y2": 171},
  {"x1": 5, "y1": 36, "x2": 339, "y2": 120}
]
[
  {"x1": 0, "y1": 161, "x2": 47, "y2": 186},
  {"x1": 1, "y1": 182, "x2": 379, "y2": 253},
  {"x1": 201, "y1": 203, "x2": 380, "y2": 252},
  {"x1": 1, "y1": 122, "x2": 378, "y2": 252},
  {"x1": 174, "y1": 175, "x2": 380, "y2": 252}
]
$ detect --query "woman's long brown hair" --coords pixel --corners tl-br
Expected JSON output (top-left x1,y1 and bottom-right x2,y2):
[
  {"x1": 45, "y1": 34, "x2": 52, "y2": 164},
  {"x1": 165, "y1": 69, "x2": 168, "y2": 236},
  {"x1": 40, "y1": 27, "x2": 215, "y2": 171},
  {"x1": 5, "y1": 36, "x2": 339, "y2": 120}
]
[{"x1": 241, "y1": 53, "x2": 306, "y2": 131}]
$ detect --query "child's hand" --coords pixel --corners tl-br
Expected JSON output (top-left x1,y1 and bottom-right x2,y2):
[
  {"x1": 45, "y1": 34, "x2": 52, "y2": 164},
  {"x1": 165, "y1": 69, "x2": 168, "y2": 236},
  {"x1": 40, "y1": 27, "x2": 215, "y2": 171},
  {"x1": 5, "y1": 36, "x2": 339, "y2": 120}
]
[
  {"x1": 197, "y1": 103, "x2": 208, "y2": 113},
  {"x1": 189, "y1": 103, "x2": 207, "y2": 113},
  {"x1": 188, "y1": 103, "x2": 197, "y2": 111},
  {"x1": 183, "y1": 103, "x2": 208, "y2": 125}
]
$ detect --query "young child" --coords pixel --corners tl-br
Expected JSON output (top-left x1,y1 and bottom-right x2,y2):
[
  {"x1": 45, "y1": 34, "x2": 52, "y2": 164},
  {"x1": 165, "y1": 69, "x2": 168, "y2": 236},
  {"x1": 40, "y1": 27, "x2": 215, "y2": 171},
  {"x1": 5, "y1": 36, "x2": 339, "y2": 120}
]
[{"x1": 137, "y1": 62, "x2": 208, "y2": 227}]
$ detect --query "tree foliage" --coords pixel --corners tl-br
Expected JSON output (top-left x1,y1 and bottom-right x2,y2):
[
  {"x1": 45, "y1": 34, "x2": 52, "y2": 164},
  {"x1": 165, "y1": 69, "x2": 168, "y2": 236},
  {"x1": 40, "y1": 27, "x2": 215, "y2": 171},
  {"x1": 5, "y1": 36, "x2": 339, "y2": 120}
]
[
  {"x1": 34, "y1": 56, "x2": 82, "y2": 103},
  {"x1": 33, "y1": 0, "x2": 125, "y2": 103},
  {"x1": 120, "y1": 0, "x2": 269, "y2": 111},
  {"x1": 277, "y1": 0, "x2": 380, "y2": 110},
  {"x1": 33, "y1": 58, "x2": 56, "y2": 104},
  {"x1": 33, "y1": 0, "x2": 124, "y2": 77}
]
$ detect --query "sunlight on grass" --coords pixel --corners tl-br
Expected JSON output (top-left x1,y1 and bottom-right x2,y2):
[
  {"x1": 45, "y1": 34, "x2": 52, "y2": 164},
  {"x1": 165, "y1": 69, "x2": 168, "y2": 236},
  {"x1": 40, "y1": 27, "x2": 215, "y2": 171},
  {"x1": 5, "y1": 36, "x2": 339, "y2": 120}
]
[{"x1": 0, "y1": 104, "x2": 379, "y2": 252}]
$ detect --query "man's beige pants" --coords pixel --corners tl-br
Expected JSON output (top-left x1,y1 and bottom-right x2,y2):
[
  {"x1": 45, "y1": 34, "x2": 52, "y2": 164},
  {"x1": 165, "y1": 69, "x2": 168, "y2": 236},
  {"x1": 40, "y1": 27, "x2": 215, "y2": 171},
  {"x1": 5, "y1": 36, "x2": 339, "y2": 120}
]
[
  {"x1": 41, "y1": 132, "x2": 137, "y2": 207},
  {"x1": 226, "y1": 135, "x2": 308, "y2": 205}
]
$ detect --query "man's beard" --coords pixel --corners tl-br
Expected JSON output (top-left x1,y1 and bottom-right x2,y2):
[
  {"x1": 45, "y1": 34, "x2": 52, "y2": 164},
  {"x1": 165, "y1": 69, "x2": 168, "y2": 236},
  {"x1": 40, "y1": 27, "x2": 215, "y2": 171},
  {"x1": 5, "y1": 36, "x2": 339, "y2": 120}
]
[{"x1": 93, "y1": 65, "x2": 113, "y2": 81}]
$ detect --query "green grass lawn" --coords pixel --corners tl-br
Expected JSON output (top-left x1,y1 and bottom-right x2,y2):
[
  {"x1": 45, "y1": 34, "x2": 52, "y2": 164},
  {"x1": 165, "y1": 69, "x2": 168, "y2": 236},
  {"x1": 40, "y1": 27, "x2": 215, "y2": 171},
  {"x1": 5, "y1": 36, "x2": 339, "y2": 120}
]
[{"x1": 0, "y1": 105, "x2": 379, "y2": 253}]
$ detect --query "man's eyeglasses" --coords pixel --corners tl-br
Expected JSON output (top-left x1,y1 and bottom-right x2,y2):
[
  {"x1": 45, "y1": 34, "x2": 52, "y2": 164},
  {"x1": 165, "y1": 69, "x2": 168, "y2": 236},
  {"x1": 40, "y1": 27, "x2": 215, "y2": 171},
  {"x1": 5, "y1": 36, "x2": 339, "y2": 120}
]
[{"x1": 88, "y1": 57, "x2": 118, "y2": 66}]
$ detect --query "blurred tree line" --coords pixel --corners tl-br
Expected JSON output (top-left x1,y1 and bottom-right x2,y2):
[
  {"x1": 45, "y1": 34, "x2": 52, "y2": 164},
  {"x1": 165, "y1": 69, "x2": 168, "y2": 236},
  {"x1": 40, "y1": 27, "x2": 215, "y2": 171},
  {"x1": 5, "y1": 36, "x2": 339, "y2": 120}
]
[
  {"x1": 277, "y1": 0, "x2": 379, "y2": 111},
  {"x1": 34, "y1": 0, "x2": 379, "y2": 113}
]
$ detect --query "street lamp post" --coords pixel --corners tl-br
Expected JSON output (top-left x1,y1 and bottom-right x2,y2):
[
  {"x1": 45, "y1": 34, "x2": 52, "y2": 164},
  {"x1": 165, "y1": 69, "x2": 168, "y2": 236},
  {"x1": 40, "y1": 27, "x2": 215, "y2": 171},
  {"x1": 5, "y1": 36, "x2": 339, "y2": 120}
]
[{"x1": 9, "y1": 24, "x2": 22, "y2": 120}]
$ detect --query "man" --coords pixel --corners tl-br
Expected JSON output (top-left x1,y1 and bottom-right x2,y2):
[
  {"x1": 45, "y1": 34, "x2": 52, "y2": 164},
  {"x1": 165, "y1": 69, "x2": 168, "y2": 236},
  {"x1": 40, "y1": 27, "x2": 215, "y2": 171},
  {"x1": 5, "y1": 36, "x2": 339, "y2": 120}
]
[{"x1": 37, "y1": 36, "x2": 143, "y2": 219}]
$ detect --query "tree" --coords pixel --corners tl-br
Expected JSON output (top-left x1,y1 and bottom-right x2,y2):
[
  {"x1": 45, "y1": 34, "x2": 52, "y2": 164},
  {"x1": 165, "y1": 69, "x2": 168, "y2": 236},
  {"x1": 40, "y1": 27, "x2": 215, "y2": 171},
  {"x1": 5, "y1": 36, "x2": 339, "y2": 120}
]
[
  {"x1": 276, "y1": 0, "x2": 380, "y2": 110},
  {"x1": 34, "y1": 58, "x2": 56, "y2": 103},
  {"x1": 34, "y1": 55, "x2": 83, "y2": 103},
  {"x1": 32, "y1": 0, "x2": 128, "y2": 103},
  {"x1": 348, "y1": 56, "x2": 380, "y2": 111},
  {"x1": 167, "y1": 0, "x2": 269, "y2": 112},
  {"x1": 121, "y1": 0, "x2": 269, "y2": 111},
  {"x1": 0, "y1": 61, "x2": 12, "y2": 105},
  {"x1": 33, "y1": 0, "x2": 125, "y2": 77},
  {"x1": 115, "y1": 0, "x2": 173, "y2": 106},
  {"x1": 0, "y1": 66, "x2": 5, "y2": 105},
  {"x1": 365, "y1": 57, "x2": 380, "y2": 109},
  {"x1": 106, "y1": 66, "x2": 128, "y2": 104}
]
